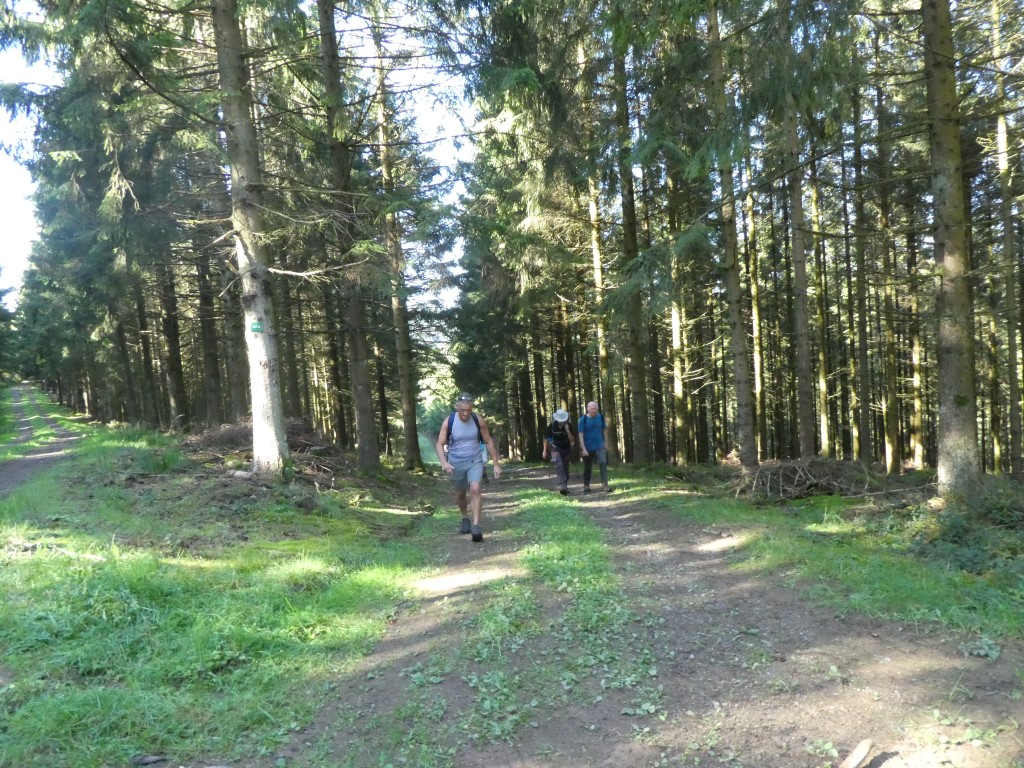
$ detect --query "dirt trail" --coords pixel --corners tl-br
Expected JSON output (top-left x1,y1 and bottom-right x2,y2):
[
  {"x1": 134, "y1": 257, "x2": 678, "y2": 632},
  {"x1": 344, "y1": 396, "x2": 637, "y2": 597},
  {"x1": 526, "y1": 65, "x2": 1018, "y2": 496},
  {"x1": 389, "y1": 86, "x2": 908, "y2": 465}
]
[
  {"x1": 261, "y1": 465, "x2": 1024, "y2": 768},
  {"x1": 0, "y1": 385, "x2": 82, "y2": 498}
]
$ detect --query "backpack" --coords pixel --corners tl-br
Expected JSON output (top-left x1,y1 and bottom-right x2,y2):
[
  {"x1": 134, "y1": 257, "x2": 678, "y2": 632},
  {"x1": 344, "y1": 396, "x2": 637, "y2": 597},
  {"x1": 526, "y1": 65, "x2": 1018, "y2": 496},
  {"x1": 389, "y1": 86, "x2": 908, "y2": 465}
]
[
  {"x1": 548, "y1": 420, "x2": 573, "y2": 450},
  {"x1": 448, "y1": 411, "x2": 482, "y2": 445}
]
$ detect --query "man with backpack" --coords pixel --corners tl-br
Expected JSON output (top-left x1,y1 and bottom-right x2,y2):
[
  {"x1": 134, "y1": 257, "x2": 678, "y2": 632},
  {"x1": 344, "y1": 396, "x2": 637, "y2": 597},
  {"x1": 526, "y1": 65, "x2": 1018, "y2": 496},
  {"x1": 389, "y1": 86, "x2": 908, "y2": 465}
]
[
  {"x1": 435, "y1": 392, "x2": 502, "y2": 542},
  {"x1": 542, "y1": 408, "x2": 575, "y2": 495},
  {"x1": 578, "y1": 401, "x2": 611, "y2": 493}
]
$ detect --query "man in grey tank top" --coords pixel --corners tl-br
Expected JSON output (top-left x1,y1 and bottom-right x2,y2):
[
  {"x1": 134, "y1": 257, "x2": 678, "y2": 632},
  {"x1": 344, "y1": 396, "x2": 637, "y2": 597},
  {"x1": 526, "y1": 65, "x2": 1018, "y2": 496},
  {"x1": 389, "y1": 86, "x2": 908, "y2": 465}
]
[{"x1": 435, "y1": 393, "x2": 502, "y2": 542}]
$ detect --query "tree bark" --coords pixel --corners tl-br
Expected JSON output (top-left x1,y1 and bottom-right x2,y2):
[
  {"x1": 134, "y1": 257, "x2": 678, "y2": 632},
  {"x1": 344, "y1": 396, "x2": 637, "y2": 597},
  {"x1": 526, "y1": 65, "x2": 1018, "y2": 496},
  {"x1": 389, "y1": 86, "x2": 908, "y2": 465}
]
[
  {"x1": 155, "y1": 262, "x2": 190, "y2": 430},
  {"x1": 875, "y1": 45, "x2": 900, "y2": 474},
  {"x1": 373, "y1": 15, "x2": 424, "y2": 471},
  {"x1": 782, "y1": 90, "x2": 816, "y2": 458},
  {"x1": 316, "y1": 0, "x2": 380, "y2": 470},
  {"x1": 922, "y1": 0, "x2": 981, "y2": 495},
  {"x1": 852, "y1": 92, "x2": 872, "y2": 462},
  {"x1": 211, "y1": 0, "x2": 291, "y2": 477},
  {"x1": 195, "y1": 249, "x2": 225, "y2": 426},
  {"x1": 589, "y1": 173, "x2": 619, "y2": 462},
  {"x1": 991, "y1": 0, "x2": 1022, "y2": 475},
  {"x1": 612, "y1": 34, "x2": 650, "y2": 464},
  {"x1": 709, "y1": 3, "x2": 758, "y2": 470}
]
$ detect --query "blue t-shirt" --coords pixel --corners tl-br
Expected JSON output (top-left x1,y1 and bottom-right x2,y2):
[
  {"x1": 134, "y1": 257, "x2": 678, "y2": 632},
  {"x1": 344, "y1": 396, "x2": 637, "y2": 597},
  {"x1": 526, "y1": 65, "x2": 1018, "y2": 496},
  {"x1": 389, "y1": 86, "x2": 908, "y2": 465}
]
[{"x1": 578, "y1": 413, "x2": 606, "y2": 451}]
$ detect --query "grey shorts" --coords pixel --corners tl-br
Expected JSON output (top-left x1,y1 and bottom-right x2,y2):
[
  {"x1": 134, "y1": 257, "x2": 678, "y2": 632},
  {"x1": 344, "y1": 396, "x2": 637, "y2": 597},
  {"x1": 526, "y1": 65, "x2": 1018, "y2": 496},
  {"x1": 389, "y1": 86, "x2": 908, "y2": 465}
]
[{"x1": 451, "y1": 459, "x2": 484, "y2": 491}]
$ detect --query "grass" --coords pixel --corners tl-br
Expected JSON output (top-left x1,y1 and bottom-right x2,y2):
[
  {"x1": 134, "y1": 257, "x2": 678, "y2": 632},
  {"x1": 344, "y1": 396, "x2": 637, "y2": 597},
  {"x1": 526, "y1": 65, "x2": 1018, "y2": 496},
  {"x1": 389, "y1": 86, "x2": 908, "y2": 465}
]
[
  {"x1": 0, "y1": 391, "x2": 441, "y2": 768},
  {"x1": 1, "y1": 388, "x2": 1023, "y2": 766}
]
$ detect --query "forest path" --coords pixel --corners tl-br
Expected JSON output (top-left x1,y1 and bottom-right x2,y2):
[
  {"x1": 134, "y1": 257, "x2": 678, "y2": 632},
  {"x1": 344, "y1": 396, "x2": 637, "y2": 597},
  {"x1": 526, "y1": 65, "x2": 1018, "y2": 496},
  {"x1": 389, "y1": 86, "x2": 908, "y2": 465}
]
[
  {"x1": 258, "y1": 461, "x2": 1024, "y2": 768},
  {"x1": 0, "y1": 385, "x2": 82, "y2": 498}
]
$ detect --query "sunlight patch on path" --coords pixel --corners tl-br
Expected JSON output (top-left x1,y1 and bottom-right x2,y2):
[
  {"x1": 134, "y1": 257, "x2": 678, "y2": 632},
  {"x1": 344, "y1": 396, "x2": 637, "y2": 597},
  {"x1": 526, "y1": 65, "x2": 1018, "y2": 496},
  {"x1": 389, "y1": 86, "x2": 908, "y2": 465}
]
[
  {"x1": 697, "y1": 533, "x2": 748, "y2": 552},
  {"x1": 412, "y1": 552, "x2": 526, "y2": 597}
]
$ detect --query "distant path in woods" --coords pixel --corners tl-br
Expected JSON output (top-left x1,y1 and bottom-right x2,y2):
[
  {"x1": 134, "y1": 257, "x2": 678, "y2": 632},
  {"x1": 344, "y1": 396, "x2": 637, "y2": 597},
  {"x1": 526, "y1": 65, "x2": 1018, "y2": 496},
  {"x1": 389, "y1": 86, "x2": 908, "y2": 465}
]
[{"x1": 0, "y1": 385, "x2": 82, "y2": 498}]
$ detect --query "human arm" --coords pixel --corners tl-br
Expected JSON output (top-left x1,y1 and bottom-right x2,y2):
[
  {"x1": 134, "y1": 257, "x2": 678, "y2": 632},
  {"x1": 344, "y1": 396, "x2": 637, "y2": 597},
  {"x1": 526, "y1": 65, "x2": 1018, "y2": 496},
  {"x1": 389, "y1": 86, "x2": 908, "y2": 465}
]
[
  {"x1": 435, "y1": 420, "x2": 453, "y2": 473},
  {"x1": 578, "y1": 418, "x2": 588, "y2": 456}
]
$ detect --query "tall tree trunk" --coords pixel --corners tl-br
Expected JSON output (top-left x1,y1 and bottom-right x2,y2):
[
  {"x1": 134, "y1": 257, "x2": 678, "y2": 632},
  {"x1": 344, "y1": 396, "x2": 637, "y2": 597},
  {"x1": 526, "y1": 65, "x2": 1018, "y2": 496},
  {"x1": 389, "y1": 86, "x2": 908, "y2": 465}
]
[
  {"x1": 112, "y1": 311, "x2": 141, "y2": 423},
  {"x1": 279, "y1": 279, "x2": 303, "y2": 418},
  {"x1": 612, "y1": 26, "x2": 650, "y2": 464},
  {"x1": 922, "y1": 0, "x2": 981, "y2": 495},
  {"x1": 588, "y1": 173, "x2": 619, "y2": 461},
  {"x1": 852, "y1": 92, "x2": 872, "y2": 462},
  {"x1": 373, "y1": 338, "x2": 390, "y2": 457},
  {"x1": 155, "y1": 262, "x2": 190, "y2": 430},
  {"x1": 373, "y1": 15, "x2": 423, "y2": 471},
  {"x1": 667, "y1": 174, "x2": 691, "y2": 465},
  {"x1": 134, "y1": 287, "x2": 159, "y2": 427},
  {"x1": 745, "y1": 155, "x2": 767, "y2": 460},
  {"x1": 195, "y1": 249, "x2": 225, "y2": 426},
  {"x1": 323, "y1": 285, "x2": 349, "y2": 447},
  {"x1": 992, "y1": 0, "x2": 1023, "y2": 475},
  {"x1": 316, "y1": 0, "x2": 380, "y2": 469},
  {"x1": 782, "y1": 91, "x2": 816, "y2": 458},
  {"x1": 988, "y1": 306, "x2": 1003, "y2": 472},
  {"x1": 211, "y1": 0, "x2": 290, "y2": 477},
  {"x1": 708, "y1": 3, "x2": 758, "y2": 470},
  {"x1": 906, "y1": 196, "x2": 926, "y2": 470},
  {"x1": 875, "y1": 47, "x2": 900, "y2": 474},
  {"x1": 809, "y1": 152, "x2": 832, "y2": 458},
  {"x1": 650, "y1": 320, "x2": 667, "y2": 461},
  {"x1": 219, "y1": 263, "x2": 249, "y2": 423}
]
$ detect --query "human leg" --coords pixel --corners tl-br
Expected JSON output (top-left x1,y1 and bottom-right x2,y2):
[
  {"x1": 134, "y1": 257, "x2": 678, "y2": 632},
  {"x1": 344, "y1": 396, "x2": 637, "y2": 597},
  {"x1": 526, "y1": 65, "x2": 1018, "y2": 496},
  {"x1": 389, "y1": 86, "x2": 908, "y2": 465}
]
[
  {"x1": 465, "y1": 461, "x2": 485, "y2": 541},
  {"x1": 554, "y1": 450, "x2": 569, "y2": 492},
  {"x1": 452, "y1": 465, "x2": 472, "y2": 532},
  {"x1": 582, "y1": 453, "x2": 593, "y2": 490},
  {"x1": 596, "y1": 447, "x2": 609, "y2": 489},
  {"x1": 468, "y1": 483, "x2": 483, "y2": 541},
  {"x1": 454, "y1": 487, "x2": 471, "y2": 532}
]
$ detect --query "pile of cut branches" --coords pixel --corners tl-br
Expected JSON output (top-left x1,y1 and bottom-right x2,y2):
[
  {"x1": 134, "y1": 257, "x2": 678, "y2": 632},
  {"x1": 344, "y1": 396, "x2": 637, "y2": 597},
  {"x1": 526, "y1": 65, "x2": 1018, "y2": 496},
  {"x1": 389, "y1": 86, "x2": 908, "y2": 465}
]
[{"x1": 739, "y1": 458, "x2": 878, "y2": 499}]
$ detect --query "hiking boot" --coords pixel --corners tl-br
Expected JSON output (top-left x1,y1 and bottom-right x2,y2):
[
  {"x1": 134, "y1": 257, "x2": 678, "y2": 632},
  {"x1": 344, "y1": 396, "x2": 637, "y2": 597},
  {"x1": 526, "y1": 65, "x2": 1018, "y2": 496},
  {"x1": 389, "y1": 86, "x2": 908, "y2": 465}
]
[
  {"x1": 559, "y1": 488, "x2": 569, "y2": 496},
  {"x1": 583, "y1": 486, "x2": 592, "y2": 494},
  {"x1": 459, "y1": 517, "x2": 471, "y2": 535},
  {"x1": 471, "y1": 525, "x2": 483, "y2": 542},
  {"x1": 603, "y1": 485, "x2": 613, "y2": 493}
]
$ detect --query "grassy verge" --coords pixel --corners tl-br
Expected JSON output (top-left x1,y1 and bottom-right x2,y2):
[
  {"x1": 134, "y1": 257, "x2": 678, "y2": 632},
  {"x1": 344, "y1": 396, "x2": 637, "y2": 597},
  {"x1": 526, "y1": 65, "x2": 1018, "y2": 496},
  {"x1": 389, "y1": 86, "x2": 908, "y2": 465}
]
[
  {"x1": 0, "y1": 393, "x2": 442, "y2": 768},
  {"x1": 0, "y1": 388, "x2": 14, "y2": 444},
  {"x1": 630, "y1": 466, "x2": 1024, "y2": 641}
]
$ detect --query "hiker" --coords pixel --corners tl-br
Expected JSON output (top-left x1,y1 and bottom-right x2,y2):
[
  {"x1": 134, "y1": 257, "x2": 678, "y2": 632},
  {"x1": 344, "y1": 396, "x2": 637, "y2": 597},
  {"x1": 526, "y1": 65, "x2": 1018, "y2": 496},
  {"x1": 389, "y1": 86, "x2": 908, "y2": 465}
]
[
  {"x1": 578, "y1": 400, "x2": 612, "y2": 493},
  {"x1": 542, "y1": 408, "x2": 575, "y2": 495},
  {"x1": 435, "y1": 392, "x2": 501, "y2": 542}
]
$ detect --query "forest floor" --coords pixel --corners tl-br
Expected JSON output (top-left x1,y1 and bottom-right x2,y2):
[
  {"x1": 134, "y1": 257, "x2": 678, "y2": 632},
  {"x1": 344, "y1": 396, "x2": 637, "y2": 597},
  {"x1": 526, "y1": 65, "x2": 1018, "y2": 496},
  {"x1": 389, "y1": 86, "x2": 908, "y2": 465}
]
[
  {"x1": 254, "y1": 465, "x2": 1024, "y2": 768},
  {"x1": 2, "y1": 385, "x2": 1023, "y2": 768}
]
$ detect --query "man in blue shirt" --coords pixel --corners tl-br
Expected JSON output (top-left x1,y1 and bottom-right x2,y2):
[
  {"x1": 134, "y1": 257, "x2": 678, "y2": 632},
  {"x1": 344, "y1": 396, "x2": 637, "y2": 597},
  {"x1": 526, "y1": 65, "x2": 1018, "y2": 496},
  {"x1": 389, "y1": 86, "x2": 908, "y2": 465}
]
[{"x1": 578, "y1": 401, "x2": 611, "y2": 493}]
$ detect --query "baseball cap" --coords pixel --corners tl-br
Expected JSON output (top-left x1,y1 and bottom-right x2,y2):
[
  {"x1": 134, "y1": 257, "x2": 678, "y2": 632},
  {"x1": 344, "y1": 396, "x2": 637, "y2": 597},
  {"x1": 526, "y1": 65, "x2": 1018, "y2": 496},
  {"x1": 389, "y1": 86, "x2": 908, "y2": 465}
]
[{"x1": 553, "y1": 408, "x2": 569, "y2": 422}]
